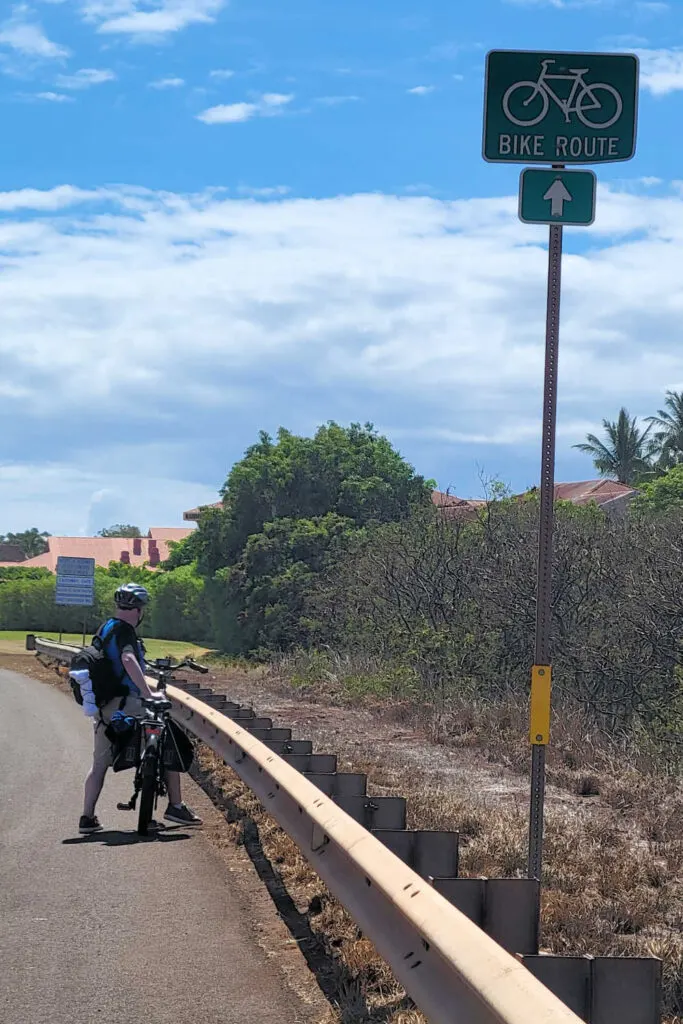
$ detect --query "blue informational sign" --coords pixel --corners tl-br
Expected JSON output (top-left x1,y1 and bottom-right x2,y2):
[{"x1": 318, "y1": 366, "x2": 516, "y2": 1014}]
[{"x1": 55, "y1": 557, "x2": 95, "y2": 607}]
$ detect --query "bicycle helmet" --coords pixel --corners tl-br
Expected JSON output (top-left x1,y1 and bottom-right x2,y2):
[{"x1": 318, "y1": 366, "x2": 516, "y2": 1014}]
[{"x1": 114, "y1": 582, "x2": 150, "y2": 610}]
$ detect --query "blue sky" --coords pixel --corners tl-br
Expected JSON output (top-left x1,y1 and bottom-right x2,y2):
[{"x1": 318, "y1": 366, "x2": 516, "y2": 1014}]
[{"x1": 1, "y1": 0, "x2": 683, "y2": 533}]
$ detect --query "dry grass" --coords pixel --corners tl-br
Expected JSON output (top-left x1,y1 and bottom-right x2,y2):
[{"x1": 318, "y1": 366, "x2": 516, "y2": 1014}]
[
  {"x1": 197, "y1": 660, "x2": 683, "y2": 1022},
  {"x1": 192, "y1": 725, "x2": 683, "y2": 1022},
  {"x1": 192, "y1": 746, "x2": 422, "y2": 1024}
]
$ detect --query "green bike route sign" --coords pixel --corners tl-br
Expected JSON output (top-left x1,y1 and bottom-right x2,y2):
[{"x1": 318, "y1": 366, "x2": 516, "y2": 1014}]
[
  {"x1": 483, "y1": 50, "x2": 639, "y2": 164},
  {"x1": 519, "y1": 168, "x2": 597, "y2": 226}
]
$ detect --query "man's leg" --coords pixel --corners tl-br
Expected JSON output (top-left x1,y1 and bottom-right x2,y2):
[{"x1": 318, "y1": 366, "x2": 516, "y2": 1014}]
[
  {"x1": 165, "y1": 770, "x2": 182, "y2": 806},
  {"x1": 83, "y1": 761, "x2": 108, "y2": 818},
  {"x1": 163, "y1": 769, "x2": 203, "y2": 826},
  {"x1": 79, "y1": 701, "x2": 117, "y2": 832}
]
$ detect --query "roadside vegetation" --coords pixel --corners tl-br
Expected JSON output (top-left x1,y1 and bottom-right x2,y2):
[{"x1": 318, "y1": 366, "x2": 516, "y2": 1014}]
[{"x1": 5, "y1": 410, "x2": 683, "y2": 1019}]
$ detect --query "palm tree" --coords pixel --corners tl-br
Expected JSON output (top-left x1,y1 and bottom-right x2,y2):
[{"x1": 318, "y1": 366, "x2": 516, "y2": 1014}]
[
  {"x1": 573, "y1": 407, "x2": 653, "y2": 485},
  {"x1": 2, "y1": 528, "x2": 51, "y2": 558},
  {"x1": 646, "y1": 390, "x2": 683, "y2": 469}
]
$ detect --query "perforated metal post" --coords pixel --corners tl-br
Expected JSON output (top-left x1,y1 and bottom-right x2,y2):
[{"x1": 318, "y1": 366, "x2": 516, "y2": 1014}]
[{"x1": 528, "y1": 217, "x2": 564, "y2": 883}]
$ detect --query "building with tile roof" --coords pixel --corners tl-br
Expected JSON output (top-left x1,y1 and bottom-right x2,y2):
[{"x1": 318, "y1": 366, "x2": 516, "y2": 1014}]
[
  {"x1": 183, "y1": 482, "x2": 635, "y2": 527},
  {"x1": 0, "y1": 527, "x2": 194, "y2": 572},
  {"x1": 0, "y1": 543, "x2": 27, "y2": 563}
]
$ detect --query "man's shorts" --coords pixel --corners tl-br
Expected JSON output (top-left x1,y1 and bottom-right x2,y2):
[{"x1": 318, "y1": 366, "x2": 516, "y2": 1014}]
[{"x1": 92, "y1": 692, "x2": 144, "y2": 770}]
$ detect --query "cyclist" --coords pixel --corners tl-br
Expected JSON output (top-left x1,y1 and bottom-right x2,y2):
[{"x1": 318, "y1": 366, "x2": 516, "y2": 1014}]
[{"x1": 79, "y1": 582, "x2": 203, "y2": 834}]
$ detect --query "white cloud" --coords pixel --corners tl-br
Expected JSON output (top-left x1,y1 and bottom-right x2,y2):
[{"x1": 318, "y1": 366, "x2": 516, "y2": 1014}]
[
  {"x1": 608, "y1": 34, "x2": 650, "y2": 47},
  {"x1": 0, "y1": 459, "x2": 217, "y2": 534},
  {"x1": 2, "y1": 184, "x2": 683, "y2": 450},
  {"x1": 635, "y1": 2, "x2": 669, "y2": 13},
  {"x1": 209, "y1": 68, "x2": 234, "y2": 79},
  {"x1": 638, "y1": 48, "x2": 683, "y2": 94},
  {"x1": 197, "y1": 101, "x2": 256, "y2": 123},
  {"x1": 149, "y1": 76, "x2": 184, "y2": 88},
  {"x1": 315, "y1": 95, "x2": 360, "y2": 106},
  {"x1": 0, "y1": 5, "x2": 69, "y2": 59},
  {"x1": 236, "y1": 185, "x2": 290, "y2": 197},
  {"x1": 35, "y1": 91, "x2": 73, "y2": 102},
  {"x1": 55, "y1": 67, "x2": 116, "y2": 89},
  {"x1": 505, "y1": 0, "x2": 608, "y2": 6},
  {"x1": 6, "y1": 181, "x2": 683, "y2": 526},
  {"x1": 407, "y1": 85, "x2": 435, "y2": 95},
  {"x1": 388, "y1": 419, "x2": 596, "y2": 447},
  {"x1": 197, "y1": 92, "x2": 293, "y2": 124},
  {"x1": 261, "y1": 92, "x2": 293, "y2": 107},
  {"x1": 84, "y1": 0, "x2": 226, "y2": 37},
  {"x1": 0, "y1": 185, "x2": 105, "y2": 210}
]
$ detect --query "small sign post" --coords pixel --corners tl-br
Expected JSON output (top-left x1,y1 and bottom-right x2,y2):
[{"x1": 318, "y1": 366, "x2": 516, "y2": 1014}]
[
  {"x1": 482, "y1": 49, "x2": 639, "y2": 884},
  {"x1": 55, "y1": 557, "x2": 95, "y2": 644}
]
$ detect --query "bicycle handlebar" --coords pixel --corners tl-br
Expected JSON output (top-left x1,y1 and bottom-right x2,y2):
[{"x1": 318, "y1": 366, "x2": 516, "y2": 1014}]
[{"x1": 144, "y1": 656, "x2": 209, "y2": 676}]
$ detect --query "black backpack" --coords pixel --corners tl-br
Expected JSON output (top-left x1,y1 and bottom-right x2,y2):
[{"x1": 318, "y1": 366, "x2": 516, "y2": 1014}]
[{"x1": 69, "y1": 622, "x2": 129, "y2": 709}]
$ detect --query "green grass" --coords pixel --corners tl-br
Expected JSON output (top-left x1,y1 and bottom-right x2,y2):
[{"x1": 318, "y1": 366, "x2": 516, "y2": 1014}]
[{"x1": 0, "y1": 630, "x2": 211, "y2": 661}]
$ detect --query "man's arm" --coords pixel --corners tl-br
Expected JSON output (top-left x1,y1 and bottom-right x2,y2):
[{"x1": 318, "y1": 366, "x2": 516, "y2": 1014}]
[{"x1": 121, "y1": 648, "x2": 154, "y2": 699}]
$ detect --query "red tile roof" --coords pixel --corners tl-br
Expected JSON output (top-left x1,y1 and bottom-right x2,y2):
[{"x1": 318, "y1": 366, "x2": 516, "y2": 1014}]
[
  {"x1": 431, "y1": 490, "x2": 486, "y2": 520},
  {"x1": 0, "y1": 527, "x2": 194, "y2": 572},
  {"x1": 181, "y1": 480, "x2": 634, "y2": 532},
  {"x1": 0, "y1": 543, "x2": 26, "y2": 562},
  {"x1": 183, "y1": 502, "x2": 222, "y2": 522},
  {"x1": 148, "y1": 527, "x2": 195, "y2": 542},
  {"x1": 185, "y1": 493, "x2": 485, "y2": 521},
  {"x1": 552, "y1": 480, "x2": 637, "y2": 505}
]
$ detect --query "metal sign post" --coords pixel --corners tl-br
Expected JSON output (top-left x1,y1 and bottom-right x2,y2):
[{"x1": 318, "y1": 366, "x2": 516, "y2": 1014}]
[
  {"x1": 482, "y1": 47, "x2": 639, "y2": 885},
  {"x1": 528, "y1": 214, "x2": 563, "y2": 881}
]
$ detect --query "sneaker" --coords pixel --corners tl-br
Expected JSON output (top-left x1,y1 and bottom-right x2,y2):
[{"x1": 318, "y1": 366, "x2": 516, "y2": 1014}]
[
  {"x1": 163, "y1": 802, "x2": 203, "y2": 826},
  {"x1": 78, "y1": 815, "x2": 103, "y2": 835}
]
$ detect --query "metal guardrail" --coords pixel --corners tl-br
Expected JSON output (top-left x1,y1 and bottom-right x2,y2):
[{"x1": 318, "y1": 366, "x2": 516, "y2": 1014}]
[{"x1": 28, "y1": 635, "x2": 660, "y2": 1024}]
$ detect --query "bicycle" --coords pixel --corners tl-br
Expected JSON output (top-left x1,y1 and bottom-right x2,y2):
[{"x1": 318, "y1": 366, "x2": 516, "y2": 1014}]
[
  {"x1": 502, "y1": 59, "x2": 623, "y2": 130},
  {"x1": 116, "y1": 656, "x2": 208, "y2": 836}
]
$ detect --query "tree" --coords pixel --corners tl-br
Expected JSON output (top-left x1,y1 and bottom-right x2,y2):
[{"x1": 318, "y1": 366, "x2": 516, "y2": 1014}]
[
  {"x1": 632, "y1": 464, "x2": 683, "y2": 514},
  {"x1": 573, "y1": 408, "x2": 653, "y2": 485},
  {"x1": 97, "y1": 524, "x2": 142, "y2": 538},
  {"x1": 148, "y1": 565, "x2": 211, "y2": 643},
  {"x1": 0, "y1": 528, "x2": 51, "y2": 558},
  {"x1": 210, "y1": 512, "x2": 355, "y2": 652},
  {"x1": 199, "y1": 422, "x2": 433, "y2": 576},
  {"x1": 193, "y1": 421, "x2": 434, "y2": 653},
  {"x1": 163, "y1": 530, "x2": 202, "y2": 570},
  {"x1": 646, "y1": 390, "x2": 683, "y2": 469}
]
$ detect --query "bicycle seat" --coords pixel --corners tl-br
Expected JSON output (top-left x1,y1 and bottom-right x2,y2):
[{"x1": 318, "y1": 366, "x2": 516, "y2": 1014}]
[{"x1": 569, "y1": 67, "x2": 590, "y2": 74}]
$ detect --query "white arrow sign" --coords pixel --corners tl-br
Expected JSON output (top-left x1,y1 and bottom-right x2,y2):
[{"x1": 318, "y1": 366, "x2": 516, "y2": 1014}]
[{"x1": 543, "y1": 177, "x2": 573, "y2": 217}]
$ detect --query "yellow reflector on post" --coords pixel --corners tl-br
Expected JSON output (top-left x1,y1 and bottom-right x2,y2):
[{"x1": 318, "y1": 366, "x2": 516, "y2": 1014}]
[{"x1": 530, "y1": 665, "x2": 552, "y2": 745}]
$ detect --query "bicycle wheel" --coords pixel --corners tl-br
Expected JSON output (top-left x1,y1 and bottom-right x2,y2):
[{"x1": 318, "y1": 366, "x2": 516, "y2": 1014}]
[
  {"x1": 502, "y1": 82, "x2": 549, "y2": 127},
  {"x1": 576, "y1": 84, "x2": 622, "y2": 129},
  {"x1": 137, "y1": 753, "x2": 158, "y2": 836}
]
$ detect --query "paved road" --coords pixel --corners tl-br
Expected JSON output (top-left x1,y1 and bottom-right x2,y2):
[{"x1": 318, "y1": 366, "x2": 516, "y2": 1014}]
[{"x1": 0, "y1": 669, "x2": 311, "y2": 1024}]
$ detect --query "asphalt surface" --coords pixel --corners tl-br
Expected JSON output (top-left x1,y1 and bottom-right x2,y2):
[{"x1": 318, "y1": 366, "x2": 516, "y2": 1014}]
[{"x1": 0, "y1": 669, "x2": 311, "y2": 1024}]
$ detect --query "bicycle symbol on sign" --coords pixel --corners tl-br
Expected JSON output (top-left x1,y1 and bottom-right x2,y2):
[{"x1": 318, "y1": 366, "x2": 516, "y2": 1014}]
[{"x1": 503, "y1": 60, "x2": 623, "y2": 130}]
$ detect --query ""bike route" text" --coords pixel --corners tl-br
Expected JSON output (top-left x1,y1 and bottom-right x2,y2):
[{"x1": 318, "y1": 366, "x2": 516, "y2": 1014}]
[{"x1": 498, "y1": 133, "x2": 620, "y2": 160}]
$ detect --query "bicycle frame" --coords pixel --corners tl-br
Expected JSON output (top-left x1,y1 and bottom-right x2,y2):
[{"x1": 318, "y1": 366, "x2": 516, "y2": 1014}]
[
  {"x1": 124, "y1": 693, "x2": 171, "y2": 810},
  {"x1": 535, "y1": 64, "x2": 596, "y2": 119},
  {"x1": 117, "y1": 656, "x2": 207, "y2": 818}
]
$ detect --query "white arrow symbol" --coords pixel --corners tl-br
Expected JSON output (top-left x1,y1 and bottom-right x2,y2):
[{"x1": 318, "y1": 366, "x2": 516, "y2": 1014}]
[{"x1": 543, "y1": 177, "x2": 573, "y2": 217}]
